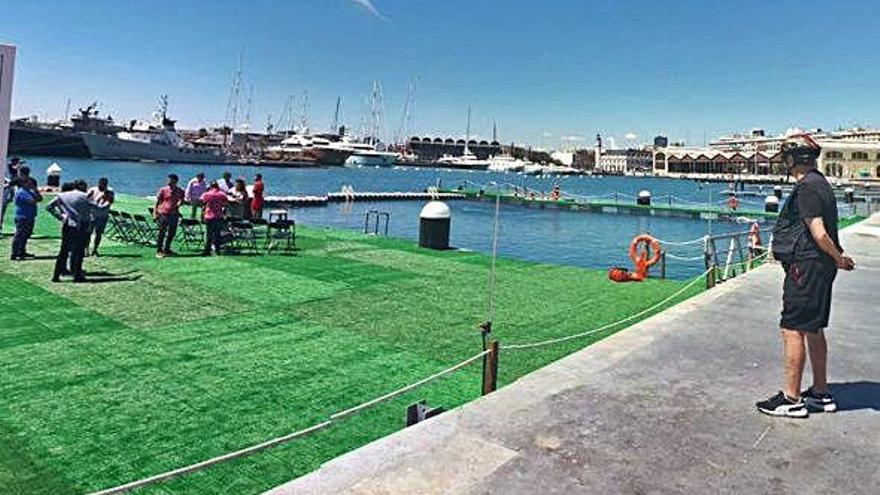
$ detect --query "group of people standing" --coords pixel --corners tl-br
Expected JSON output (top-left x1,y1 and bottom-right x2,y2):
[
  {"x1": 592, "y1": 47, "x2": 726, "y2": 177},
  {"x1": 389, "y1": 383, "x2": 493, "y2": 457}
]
[
  {"x1": 5, "y1": 157, "x2": 115, "y2": 283},
  {"x1": 156, "y1": 171, "x2": 265, "y2": 257}
]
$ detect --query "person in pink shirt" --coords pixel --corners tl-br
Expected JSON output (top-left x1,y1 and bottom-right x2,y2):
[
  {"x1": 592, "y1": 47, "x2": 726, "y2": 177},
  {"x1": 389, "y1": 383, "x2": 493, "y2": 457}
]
[
  {"x1": 201, "y1": 181, "x2": 228, "y2": 256},
  {"x1": 154, "y1": 174, "x2": 185, "y2": 257}
]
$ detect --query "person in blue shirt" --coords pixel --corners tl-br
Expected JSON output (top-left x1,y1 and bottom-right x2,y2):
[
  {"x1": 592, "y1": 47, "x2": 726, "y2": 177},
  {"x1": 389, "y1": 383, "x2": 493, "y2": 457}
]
[{"x1": 10, "y1": 168, "x2": 42, "y2": 260}]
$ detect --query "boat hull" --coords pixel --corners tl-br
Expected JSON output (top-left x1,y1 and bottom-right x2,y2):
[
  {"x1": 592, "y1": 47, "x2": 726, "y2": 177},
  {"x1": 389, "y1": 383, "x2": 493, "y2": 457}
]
[
  {"x1": 308, "y1": 147, "x2": 353, "y2": 166},
  {"x1": 8, "y1": 125, "x2": 91, "y2": 157},
  {"x1": 436, "y1": 161, "x2": 490, "y2": 171},
  {"x1": 80, "y1": 132, "x2": 229, "y2": 164},
  {"x1": 345, "y1": 153, "x2": 399, "y2": 167}
]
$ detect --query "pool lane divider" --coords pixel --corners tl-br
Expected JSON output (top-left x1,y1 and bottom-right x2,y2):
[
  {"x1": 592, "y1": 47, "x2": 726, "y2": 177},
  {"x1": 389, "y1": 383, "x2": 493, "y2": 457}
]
[
  {"x1": 441, "y1": 188, "x2": 780, "y2": 223},
  {"x1": 263, "y1": 188, "x2": 778, "y2": 222},
  {"x1": 264, "y1": 191, "x2": 467, "y2": 207}
]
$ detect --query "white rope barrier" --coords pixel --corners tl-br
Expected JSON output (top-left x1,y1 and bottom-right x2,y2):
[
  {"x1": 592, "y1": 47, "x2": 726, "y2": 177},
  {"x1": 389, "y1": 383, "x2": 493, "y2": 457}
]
[
  {"x1": 330, "y1": 350, "x2": 489, "y2": 421},
  {"x1": 664, "y1": 253, "x2": 706, "y2": 261},
  {"x1": 655, "y1": 235, "x2": 707, "y2": 247},
  {"x1": 88, "y1": 349, "x2": 490, "y2": 495},
  {"x1": 503, "y1": 268, "x2": 712, "y2": 351},
  {"x1": 87, "y1": 421, "x2": 333, "y2": 495}
]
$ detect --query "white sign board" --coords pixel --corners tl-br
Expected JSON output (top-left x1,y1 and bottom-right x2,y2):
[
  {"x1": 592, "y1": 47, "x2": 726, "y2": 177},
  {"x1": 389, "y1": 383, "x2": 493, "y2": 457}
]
[
  {"x1": 0, "y1": 44, "x2": 16, "y2": 232},
  {"x1": 0, "y1": 44, "x2": 14, "y2": 170}
]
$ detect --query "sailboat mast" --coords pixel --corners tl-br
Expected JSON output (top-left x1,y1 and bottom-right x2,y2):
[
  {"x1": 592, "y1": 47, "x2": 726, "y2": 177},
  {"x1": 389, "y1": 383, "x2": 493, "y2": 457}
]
[
  {"x1": 464, "y1": 105, "x2": 471, "y2": 155},
  {"x1": 370, "y1": 81, "x2": 382, "y2": 147},
  {"x1": 332, "y1": 96, "x2": 341, "y2": 134}
]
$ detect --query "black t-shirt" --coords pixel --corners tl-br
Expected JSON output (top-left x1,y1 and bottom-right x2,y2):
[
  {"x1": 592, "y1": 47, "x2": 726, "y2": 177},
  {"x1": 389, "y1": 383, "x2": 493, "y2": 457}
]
[{"x1": 795, "y1": 169, "x2": 840, "y2": 258}]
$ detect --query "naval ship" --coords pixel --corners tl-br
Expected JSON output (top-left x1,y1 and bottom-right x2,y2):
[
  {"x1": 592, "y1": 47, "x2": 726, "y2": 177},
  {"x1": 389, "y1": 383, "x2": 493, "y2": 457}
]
[
  {"x1": 79, "y1": 96, "x2": 229, "y2": 164},
  {"x1": 8, "y1": 102, "x2": 123, "y2": 157}
]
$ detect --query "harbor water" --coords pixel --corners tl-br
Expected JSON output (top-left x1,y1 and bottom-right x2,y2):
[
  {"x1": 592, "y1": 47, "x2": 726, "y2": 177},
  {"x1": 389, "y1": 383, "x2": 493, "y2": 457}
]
[{"x1": 19, "y1": 156, "x2": 767, "y2": 278}]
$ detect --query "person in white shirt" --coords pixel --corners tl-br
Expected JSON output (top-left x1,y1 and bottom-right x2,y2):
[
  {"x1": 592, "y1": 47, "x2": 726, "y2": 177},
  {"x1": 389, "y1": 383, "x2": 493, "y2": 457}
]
[
  {"x1": 184, "y1": 172, "x2": 207, "y2": 218},
  {"x1": 85, "y1": 177, "x2": 114, "y2": 256},
  {"x1": 218, "y1": 171, "x2": 234, "y2": 194}
]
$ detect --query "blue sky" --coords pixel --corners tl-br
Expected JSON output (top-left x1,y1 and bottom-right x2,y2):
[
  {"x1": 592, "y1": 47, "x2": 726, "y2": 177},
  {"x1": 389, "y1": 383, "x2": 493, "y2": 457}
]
[{"x1": 3, "y1": 0, "x2": 879, "y2": 148}]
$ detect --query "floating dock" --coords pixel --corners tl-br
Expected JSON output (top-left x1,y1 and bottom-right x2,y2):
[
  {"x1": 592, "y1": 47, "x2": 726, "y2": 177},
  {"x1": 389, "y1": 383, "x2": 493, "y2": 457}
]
[
  {"x1": 264, "y1": 191, "x2": 466, "y2": 207},
  {"x1": 441, "y1": 188, "x2": 779, "y2": 222}
]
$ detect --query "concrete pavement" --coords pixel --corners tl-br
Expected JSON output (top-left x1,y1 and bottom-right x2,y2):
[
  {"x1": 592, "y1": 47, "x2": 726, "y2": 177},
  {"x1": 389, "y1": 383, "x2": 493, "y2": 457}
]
[{"x1": 269, "y1": 217, "x2": 880, "y2": 495}]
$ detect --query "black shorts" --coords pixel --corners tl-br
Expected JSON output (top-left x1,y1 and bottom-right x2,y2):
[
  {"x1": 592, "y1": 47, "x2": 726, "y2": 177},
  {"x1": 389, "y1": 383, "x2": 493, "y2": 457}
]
[{"x1": 781, "y1": 258, "x2": 837, "y2": 332}]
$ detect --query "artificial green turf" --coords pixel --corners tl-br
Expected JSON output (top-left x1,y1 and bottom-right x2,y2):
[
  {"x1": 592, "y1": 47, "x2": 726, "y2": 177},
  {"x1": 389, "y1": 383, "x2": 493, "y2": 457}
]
[
  {"x1": 838, "y1": 214, "x2": 867, "y2": 230},
  {"x1": 0, "y1": 194, "x2": 705, "y2": 494}
]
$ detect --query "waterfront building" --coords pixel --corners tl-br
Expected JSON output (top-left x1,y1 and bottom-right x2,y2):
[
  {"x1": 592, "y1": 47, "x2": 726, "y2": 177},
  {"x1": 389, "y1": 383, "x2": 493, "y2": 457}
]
[
  {"x1": 572, "y1": 149, "x2": 595, "y2": 170},
  {"x1": 653, "y1": 140, "x2": 880, "y2": 179},
  {"x1": 407, "y1": 136, "x2": 502, "y2": 161},
  {"x1": 592, "y1": 132, "x2": 652, "y2": 174},
  {"x1": 655, "y1": 127, "x2": 880, "y2": 179},
  {"x1": 597, "y1": 148, "x2": 653, "y2": 174}
]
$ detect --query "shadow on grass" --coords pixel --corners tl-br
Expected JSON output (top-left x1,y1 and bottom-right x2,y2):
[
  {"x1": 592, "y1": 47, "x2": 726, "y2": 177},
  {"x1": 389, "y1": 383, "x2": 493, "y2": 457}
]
[
  {"x1": 83, "y1": 269, "x2": 139, "y2": 277},
  {"x1": 93, "y1": 253, "x2": 143, "y2": 259},
  {"x1": 829, "y1": 381, "x2": 880, "y2": 411},
  {"x1": 78, "y1": 275, "x2": 143, "y2": 283}
]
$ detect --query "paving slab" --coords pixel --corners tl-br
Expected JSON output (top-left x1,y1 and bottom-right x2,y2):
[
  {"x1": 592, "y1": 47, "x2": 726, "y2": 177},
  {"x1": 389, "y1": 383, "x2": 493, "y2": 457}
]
[{"x1": 268, "y1": 221, "x2": 880, "y2": 495}]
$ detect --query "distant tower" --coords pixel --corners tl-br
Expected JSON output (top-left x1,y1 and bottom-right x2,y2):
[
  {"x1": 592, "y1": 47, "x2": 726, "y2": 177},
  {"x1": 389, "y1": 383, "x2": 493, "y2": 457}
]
[{"x1": 595, "y1": 133, "x2": 603, "y2": 170}]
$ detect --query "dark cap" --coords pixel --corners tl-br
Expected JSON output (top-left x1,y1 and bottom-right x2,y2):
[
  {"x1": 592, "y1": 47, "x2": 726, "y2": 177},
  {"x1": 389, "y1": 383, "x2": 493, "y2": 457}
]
[{"x1": 781, "y1": 134, "x2": 821, "y2": 170}]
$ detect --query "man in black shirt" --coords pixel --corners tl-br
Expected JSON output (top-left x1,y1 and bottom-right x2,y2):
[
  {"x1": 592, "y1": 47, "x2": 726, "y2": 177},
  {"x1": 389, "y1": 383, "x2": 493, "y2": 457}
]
[{"x1": 757, "y1": 135, "x2": 855, "y2": 418}]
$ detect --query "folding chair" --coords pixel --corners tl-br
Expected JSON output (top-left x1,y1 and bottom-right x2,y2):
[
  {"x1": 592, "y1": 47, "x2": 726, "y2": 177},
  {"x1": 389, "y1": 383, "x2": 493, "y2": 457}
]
[
  {"x1": 118, "y1": 212, "x2": 144, "y2": 244},
  {"x1": 107, "y1": 210, "x2": 134, "y2": 243},
  {"x1": 178, "y1": 218, "x2": 205, "y2": 251},
  {"x1": 132, "y1": 213, "x2": 159, "y2": 246},
  {"x1": 230, "y1": 220, "x2": 259, "y2": 253},
  {"x1": 266, "y1": 219, "x2": 296, "y2": 253}
]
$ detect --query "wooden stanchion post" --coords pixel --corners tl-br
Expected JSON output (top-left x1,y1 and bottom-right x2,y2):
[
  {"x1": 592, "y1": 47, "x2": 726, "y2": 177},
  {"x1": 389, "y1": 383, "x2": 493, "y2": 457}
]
[
  {"x1": 707, "y1": 264, "x2": 717, "y2": 289},
  {"x1": 482, "y1": 340, "x2": 499, "y2": 396}
]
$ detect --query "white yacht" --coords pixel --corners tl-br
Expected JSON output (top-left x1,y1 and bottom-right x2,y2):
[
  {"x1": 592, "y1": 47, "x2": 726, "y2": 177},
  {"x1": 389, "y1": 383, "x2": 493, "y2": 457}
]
[
  {"x1": 487, "y1": 154, "x2": 528, "y2": 173},
  {"x1": 344, "y1": 140, "x2": 400, "y2": 167},
  {"x1": 542, "y1": 164, "x2": 582, "y2": 176},
  {"x1": 265, "y1": 133, "x2": 353, "y2": 165},
  {"x1": 342, "y1": 81, "x2": 400, "y2": 167},
  {"x1": 435, "y1": 106, "x2": 490, "y2": 170},
  {"x1": 522, "y1": 163, "x2": 545, "y2": 175}
]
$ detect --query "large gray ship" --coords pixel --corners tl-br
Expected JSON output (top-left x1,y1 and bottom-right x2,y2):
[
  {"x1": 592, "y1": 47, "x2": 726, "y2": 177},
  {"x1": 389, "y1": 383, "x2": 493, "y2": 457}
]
[
  {"x1": 80, "y1": 96, "x2": 230, "y2": 164},
  {"x1": 9, "y1": 102, "x2": 123, "y2": 157}
]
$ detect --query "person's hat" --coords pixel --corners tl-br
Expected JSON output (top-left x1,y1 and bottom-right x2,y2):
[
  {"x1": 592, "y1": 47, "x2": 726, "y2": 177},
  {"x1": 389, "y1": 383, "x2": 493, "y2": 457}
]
[
  {"x1": 9, "y1": 156, "x2": 24, "y2": 164},
  {"x1": 781, "y1": 134, "x2": 821, "y2": 170}
]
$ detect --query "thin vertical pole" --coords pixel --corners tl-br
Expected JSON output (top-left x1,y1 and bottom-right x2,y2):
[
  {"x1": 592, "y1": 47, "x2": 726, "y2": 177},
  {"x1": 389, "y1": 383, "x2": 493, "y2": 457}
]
[
  {"x1": 660, "y1": 251, "x2": 666, "y2": 279},
  {"x1": 487, "y1": 193, "x2": 501, "y2": 323}
]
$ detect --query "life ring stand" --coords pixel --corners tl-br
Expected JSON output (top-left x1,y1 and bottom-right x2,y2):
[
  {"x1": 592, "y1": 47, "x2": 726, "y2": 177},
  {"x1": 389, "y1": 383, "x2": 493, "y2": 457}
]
[
  {"x1": 610, "y1": 234, "x2": 662, "y2": 282},
  {"x1": 629, "y1": 234, "x2": 662, "y2": 268}
]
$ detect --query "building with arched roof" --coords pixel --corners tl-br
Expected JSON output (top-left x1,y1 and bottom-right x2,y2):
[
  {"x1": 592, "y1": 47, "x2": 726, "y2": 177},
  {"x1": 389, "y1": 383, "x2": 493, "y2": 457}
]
[{"x1": 407, "y1": 136, "x2": 502, "y2": 161}]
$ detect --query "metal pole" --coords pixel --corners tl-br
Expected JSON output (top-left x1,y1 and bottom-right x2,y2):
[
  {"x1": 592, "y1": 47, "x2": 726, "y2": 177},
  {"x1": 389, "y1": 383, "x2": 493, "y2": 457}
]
[
  {"x1": 487, "y1": 193, "x2": 501, "y2": 323},
  {"x1": 660, "y1": 251, "x2": 666, "y2": 279}
]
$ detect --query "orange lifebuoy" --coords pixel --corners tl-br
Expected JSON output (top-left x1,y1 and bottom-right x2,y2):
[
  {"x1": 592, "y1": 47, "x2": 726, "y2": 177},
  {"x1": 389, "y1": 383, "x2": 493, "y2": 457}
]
[
  {"x1": 629, "y1": 234, "x2": 662, "y2": 267},
  {"x1": 727, "y1": 196, "x2": 740, "y2": 210},
  {"x1": 625, "y1": 234, "x2": 662, "y2": 281}
]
